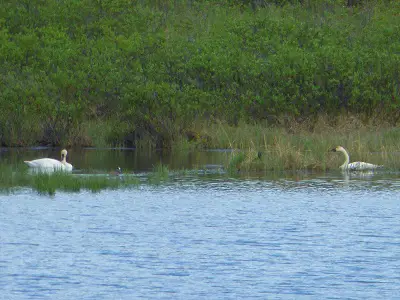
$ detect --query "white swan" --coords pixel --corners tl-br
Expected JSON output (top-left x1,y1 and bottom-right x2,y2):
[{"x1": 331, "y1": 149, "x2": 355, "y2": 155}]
[
  {"x1": 24, "y1": 149, "x2": 73, "y2": 172},
  {"x1": 331, "y1": 146, "x2": 382, "y2": 171}
]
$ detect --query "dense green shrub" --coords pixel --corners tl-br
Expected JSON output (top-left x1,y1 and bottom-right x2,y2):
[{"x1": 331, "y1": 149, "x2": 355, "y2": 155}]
[{"x1": 0, "y1": 0, "x2": 399, "y2": 146}]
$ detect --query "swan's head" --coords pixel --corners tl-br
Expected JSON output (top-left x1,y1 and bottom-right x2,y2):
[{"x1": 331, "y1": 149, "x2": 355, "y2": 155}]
[
  {"x1": 331, "y1": 146, "x2": 345, "y2": 152},
  {"x1": 61, "y1": 149, "x2": 68, "y2": 159}
]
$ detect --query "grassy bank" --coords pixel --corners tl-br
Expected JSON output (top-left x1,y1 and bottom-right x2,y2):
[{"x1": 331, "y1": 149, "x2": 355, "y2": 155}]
[{"x1": 0, "y1": 1, "x2": 399, "y2": 147}]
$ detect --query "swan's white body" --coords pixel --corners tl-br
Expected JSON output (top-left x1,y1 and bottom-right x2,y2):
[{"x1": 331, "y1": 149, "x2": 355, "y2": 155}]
[
  {"x1": 24, "y1": 149, "x2": 73, "y2": 172},
  {"x1": 331, "y1": 146, "x2": 382, "y2": 171}
]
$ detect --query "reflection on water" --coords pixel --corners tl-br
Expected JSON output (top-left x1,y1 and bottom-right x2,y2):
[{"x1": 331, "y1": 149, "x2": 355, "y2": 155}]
[
  {"x1": 0, "y1": 149, "x2": 400, "y2": 299},
  {"x1": 0, "y1": 148, "x2": 230, "y2": 173}
]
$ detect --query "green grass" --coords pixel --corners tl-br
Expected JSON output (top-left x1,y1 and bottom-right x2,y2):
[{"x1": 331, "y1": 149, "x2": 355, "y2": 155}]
[
  {"x1": 0, "y1": 163, "x2": 141, "y2": 196},
  {"x1": 148, "y1": 163, "x2": 170, "y2": 184},
  {"x1": 83, "y1": 119, "x2": 132, "y2": 148},
  {"x1": 0, "y1": 161, "x2": 179, "y2": 195}
]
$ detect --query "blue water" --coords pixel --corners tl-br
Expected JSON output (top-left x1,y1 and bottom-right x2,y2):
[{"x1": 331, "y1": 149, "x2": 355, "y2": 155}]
[{"x1": 1, "y1": 175, "x2": 400, "y2": 299}]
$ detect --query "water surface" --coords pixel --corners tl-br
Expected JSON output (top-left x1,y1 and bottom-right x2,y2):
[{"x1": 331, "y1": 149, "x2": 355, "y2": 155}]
[
  {"x1": 0, "y1": 147, "x2": 229, "y2": 173},
  {"x1": 1, "y1": 149, "x2": 399, "y2": 299}
]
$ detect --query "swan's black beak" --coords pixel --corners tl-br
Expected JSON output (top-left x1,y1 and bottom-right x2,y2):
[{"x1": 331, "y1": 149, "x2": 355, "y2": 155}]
[{"x1": 330, "y1": 148, "x2": 337, "y2": 152}]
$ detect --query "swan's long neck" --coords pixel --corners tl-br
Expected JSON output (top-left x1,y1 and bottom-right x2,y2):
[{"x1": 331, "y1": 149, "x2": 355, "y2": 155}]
[
  {"x1": 61, "y1": 154, "x2": 67, "y2": 164},
  {"x1": 339, "y1": 148, "x2": 350, "y2": 169}
]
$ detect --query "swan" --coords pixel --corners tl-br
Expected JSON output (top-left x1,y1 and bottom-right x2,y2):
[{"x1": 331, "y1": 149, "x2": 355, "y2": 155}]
[
  {"x1": 331, "y1": 146, "x2": 382, "y2": 171},
  {"x1": 24, "y1": 149, "x2": 73, "y2": 171}
]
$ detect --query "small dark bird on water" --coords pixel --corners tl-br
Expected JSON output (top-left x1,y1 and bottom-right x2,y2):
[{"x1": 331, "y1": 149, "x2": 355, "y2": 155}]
[{"x1": 110, "y1": 167, "x2": 122, "y2": 176}]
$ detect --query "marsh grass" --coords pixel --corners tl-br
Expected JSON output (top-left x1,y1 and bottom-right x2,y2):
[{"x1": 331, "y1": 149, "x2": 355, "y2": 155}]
[
  {"x1": 0, "y1": 163, "x2": 141, "y2": 195},
  {"x1": 171, "y1": 136, "x2": 200, "y2": 152},
  {"x1": 148, "y1": 163, "x2": 170, "y2": 184},
  {"x1": 0, "y1": 160, "x2": 177, "y2": 195},
  {"x1": 0, "y1": 162, "x2": 30, "y2": 192},
  {"x1": 1, "y1": 113, "x2": 399, "y2": 195},
  {"x1": 84, "y1": 119, "x2": 130, "y2": 148},
  {"x1": 201, "y1": 115, "x2": 400, "y2": 172}
]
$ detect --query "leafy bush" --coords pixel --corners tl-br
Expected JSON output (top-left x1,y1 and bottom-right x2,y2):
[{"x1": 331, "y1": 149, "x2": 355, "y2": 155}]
[{"x1": 0, "y1": 0, "x2": 399, "y2": 146}]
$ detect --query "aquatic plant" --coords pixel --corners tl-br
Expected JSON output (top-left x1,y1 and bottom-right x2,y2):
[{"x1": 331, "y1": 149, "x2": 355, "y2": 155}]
[
  {"x1": 0, "y1": 164, "x2": 140, "y2": 196},
  {"x1": 148, "y1": 163, "x2": 170, "y2": 184},
  {"x1": 227, "y1": 152, "x2": 245, "y2": 174}
]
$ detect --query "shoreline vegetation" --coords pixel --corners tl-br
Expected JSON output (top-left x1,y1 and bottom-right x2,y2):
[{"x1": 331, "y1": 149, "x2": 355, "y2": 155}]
[
  {"x1": 0, "y1": 145, "x2": 396, "y2": 196},
  {"x1": 1, "y1": 1, "x2": 399, "y2": 172}
]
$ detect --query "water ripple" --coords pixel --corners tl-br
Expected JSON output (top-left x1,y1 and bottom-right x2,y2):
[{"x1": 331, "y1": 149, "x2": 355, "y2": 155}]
[{"x1": 1, "y1": 175, "x2": 399, "y2": 299}]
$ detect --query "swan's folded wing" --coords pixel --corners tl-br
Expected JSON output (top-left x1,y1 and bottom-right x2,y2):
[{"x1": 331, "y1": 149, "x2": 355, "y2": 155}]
[
  {"x1": 347, "y1": 161, "x2": 381, "y2": 171},
  {"x1": 62, "y1": 162, "x2": 73, "y2": 171},
  {"x1": 24, "y1": 158, "x2": 65, "y2": 169}
]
